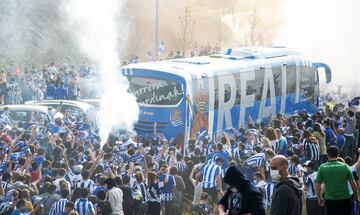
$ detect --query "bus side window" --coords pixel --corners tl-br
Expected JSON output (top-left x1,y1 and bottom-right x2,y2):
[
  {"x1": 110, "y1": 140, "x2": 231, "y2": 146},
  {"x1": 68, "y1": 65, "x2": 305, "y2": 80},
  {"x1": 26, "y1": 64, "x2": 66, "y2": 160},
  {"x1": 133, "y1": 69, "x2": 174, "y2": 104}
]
[
  {"x1": 300, "y1": 67, "x2": 316, "y2": 104},
  {"x1": 252, "y1": 69, "x2": 264, "y2": 100},
  {"x1": 273, "y1": 67, "x2": 282, "y2": 97},
  {"x1": 286, "y1": 66, "x2": 296, "y2": 95}
]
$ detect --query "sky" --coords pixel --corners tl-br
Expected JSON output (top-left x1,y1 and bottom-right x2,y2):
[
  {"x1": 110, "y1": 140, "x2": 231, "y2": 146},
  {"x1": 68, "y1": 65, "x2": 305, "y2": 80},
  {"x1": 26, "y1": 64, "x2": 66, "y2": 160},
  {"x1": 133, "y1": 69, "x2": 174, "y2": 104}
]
[{"x1": 276, "y1": 0, "x2": 360, "y2": 88}]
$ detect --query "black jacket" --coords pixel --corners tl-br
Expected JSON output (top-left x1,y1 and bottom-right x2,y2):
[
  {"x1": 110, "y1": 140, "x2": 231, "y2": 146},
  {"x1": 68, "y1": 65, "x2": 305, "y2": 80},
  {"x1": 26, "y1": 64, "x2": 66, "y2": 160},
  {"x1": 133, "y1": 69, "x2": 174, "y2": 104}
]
[
  {"x1": 120, "y1": 185, "x2": 136, "y2": 215},
  {"x1": 219, "y1": 166, "x2": 265, "y2": 215},
  {"x1": 270, "y1": 176, "x2": 303, "y2": 215}
]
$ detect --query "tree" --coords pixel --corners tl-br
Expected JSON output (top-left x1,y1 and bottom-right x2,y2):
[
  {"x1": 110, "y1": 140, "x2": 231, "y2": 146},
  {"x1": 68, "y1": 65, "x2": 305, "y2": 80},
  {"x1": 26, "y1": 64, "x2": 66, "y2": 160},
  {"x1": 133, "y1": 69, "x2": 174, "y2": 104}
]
[
  {"x1": 176, "y1": 7, "x2": 195, "y2": 56},
  {"x1": 248, "y1": 5, "x2": 261, "y2": 47}
]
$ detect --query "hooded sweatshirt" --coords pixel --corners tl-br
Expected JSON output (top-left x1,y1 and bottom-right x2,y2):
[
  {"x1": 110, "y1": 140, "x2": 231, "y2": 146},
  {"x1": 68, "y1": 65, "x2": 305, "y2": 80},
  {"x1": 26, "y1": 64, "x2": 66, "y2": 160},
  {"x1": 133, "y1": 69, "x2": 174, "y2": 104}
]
[
  {"x1": 219, "y1": 166, "x2": 265, "y2": 215},
  {"x1": 270, "y1": 176, "x2": 303, "y2": 215}
]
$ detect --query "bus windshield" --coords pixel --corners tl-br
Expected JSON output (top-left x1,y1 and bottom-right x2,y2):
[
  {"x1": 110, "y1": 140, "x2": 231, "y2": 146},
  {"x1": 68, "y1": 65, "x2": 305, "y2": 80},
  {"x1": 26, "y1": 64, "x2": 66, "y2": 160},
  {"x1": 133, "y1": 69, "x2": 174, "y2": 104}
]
[{"x1": 128, "y1": 76, "x2": 184, "y2": 106}]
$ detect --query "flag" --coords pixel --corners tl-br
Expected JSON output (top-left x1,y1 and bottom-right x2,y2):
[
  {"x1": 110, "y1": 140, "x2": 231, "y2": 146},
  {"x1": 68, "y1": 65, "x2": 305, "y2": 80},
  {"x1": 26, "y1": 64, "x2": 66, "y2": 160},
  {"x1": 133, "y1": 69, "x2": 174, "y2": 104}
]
[
  {"x1": 159, "y1": 40, "x2": 165, "y2": 54},
  {"x1": 74, "y1": 122, "x2": 97, "y2": 141},
  {"x1": 348, "y1": 96, "x2": 360, "y2": 107},
  {"x1": 248, "y1": 114, "x2": 254, "y2": 125},
  {"x1": 48, "y1": 122, "x2": 60, "y2": 134},
  {"x1": 195, "y1": 127, "x2": 208, "y2": 140},
  {"x1": 247, "y1": 128, "x2": 258, "y2": 136},
  {"x1": 16, "y1": 141, "x2": 29, "y2": 151}
]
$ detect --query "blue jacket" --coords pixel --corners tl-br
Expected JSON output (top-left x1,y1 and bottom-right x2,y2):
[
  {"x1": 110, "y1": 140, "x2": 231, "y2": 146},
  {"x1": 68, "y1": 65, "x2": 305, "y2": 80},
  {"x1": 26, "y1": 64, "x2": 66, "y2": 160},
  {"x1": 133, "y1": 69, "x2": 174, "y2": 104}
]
[
  {"x1": 45, "y1": 84, "x2": 56, "y2": 99},
  {"x1": 54, "y1": 86, "x2": 68, "y2": 99}
]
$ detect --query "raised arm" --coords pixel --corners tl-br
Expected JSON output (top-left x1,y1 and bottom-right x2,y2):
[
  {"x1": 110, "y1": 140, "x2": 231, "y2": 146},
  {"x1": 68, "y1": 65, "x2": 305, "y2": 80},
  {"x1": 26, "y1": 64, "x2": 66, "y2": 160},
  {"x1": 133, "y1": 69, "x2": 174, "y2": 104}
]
[
  {"x1": 32, "y1": 165, "x2": 43, "y2": 186},
  {"x1": 354, "y1": 148, "x2": 360, "y2": 173},
  {"x1": 28, "y1": 124, "x2": 37, "y2": 144},
  {"x1": 189, "y1": 165, "x2": 197, "y2": 185},
  {"x1": 140, "y1": 147, "x2": 148, "y2": 176},
  {"x1": 89, "y1": 151, "x2": 102, "y2": 176}
]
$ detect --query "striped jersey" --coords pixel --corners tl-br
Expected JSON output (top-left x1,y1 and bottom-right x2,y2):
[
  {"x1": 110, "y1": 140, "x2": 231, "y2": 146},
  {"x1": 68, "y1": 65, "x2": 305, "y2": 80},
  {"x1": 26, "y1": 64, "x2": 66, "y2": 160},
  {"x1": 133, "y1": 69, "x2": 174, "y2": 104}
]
[
  {"x1": 134, "y1": 182, "x2": 148, "y2": 203},
  {"x1": 154, "y1": 154, "x2": 162, "y2": 163},
  {"x1": 78, "y1": 179, "x2": 95, "y2": 194},
  {"x1": 201, "y1": 163, "x2": 222, "y2": 189},
  {"x1": 175, "y1": 161, "x2": 187, "y2": 174},
  {"x1": 147, "y1": 183, "x2": 161, "y2": 203},
  {"x1": 304, "y1": 172, "x2": 318, "y2": 199},
  {"x1": 124, "y1": 153, "x2": 144, "y2": 163},
  {"x1": 49, "y1": 198, "x2": 68, "y2": 215},
  {"x1": 158, "y1": 174, "x2": 176, "y2": 201},
  {"x1": 245, "y1": 153, "x2": 265, "y2": 168},
  {"x1": 244, "y1": 142, "x2": 254, "y2": 154},
  {"x1": 97, "y1": 160, "x2": 110, "y2": 170},
  {"x1": 303, "y1": 139, "x2": 320, "y2": 161},
  {"x1": 270, "y1": 140, "x2": 279, "y2": 153},
  {"x1": 264, "y1": 182, "x2": 277, "y2": 209},
  {"x1": 201, "y1": 145, "x2": 214, "y2": 158},
  {"x1": 288, "y1": 163, "x2": 302, "y2": 177},
  {"x1": 0, "y1": 202, "x2": 10, "y2": 214},
  {"x1": 1, "y1": 181, "x2": 9, "y2": 191},
  {"x1": 230, "y1": 147, "x2": 240, "y2": 161},
  {"x1": 75, "y1": 198, "x2": 96, "y2": 215},
  {"x1": 65, "y1": 171, "x2": 83, "y2": 190}
]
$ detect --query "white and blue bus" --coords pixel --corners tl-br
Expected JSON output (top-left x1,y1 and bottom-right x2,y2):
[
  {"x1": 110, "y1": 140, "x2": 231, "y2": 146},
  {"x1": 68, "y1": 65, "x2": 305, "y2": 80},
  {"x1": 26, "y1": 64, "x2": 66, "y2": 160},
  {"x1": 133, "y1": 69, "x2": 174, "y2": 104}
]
[{"x1": 121, "y1": 47, "x2": 331, "y2": 147}]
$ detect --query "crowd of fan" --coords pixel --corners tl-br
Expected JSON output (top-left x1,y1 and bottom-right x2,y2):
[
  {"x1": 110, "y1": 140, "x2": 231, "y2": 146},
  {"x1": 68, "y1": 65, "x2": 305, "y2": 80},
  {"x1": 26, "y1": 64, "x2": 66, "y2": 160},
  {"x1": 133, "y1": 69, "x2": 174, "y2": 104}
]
[
  {"x1": 0, "y1": 62, "x2": 96, "y2": 105},
  {"x1": 0, "y1": 62, "x2": 359, "y2": 214},
  {"x1": 0, "y1": 84, "x2": 358, "y2": 215},
  {"x1": 126, "y1": 42, "x2": 221, "y2": 64}
]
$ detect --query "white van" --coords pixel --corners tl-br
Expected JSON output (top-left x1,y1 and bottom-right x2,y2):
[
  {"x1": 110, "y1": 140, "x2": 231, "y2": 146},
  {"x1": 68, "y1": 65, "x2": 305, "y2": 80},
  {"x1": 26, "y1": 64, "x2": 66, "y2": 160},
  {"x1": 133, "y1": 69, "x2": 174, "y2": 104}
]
[
  {"x1": 0, "y1": 105, "x2": 62, "y2": 126},
  {"x1": 25, "y1": 100, "x2": 96, "y2": 117}
]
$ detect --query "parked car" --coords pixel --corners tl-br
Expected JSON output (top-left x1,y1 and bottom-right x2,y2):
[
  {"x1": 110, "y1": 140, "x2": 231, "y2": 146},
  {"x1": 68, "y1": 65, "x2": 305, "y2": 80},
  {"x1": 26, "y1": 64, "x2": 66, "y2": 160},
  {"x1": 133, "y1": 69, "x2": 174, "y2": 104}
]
[
  {"x1": 0, "y1": 105, "x2": 62, "y2": 126},
  {"x1": 80, "y1": 99, "x2": 101, "y2": 109},
  {"x1": 25, "y1": 100, "x2": 96, "y2": 117}
]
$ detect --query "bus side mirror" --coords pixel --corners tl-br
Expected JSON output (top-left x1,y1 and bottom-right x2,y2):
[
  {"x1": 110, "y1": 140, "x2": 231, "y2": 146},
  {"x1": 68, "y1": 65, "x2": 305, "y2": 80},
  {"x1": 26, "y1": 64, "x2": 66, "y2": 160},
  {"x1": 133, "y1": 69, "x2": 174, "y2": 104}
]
[{"x1": 313, "y1": 63, "x2": 331, "y2": 84}]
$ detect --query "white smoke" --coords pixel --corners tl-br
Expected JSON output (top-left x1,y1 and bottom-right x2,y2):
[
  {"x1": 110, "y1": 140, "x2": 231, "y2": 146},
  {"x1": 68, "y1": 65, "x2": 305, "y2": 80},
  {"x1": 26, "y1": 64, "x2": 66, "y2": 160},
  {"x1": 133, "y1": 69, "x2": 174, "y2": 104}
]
[
  {"x1": 64, "y1": 0, "x2": 139, "y2": 146},
  {"x1": 275, "y1": 0, "x2": 360, "y2": 88}
]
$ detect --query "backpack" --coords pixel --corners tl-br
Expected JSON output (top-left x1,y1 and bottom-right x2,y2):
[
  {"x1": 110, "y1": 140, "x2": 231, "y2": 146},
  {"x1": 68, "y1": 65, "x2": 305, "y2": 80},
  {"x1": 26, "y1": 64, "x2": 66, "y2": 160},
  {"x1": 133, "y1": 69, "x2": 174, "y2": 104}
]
[
  {"x1": 96, "y1": 201, "x2": 112, "y2": 215},
  {"x1": 131, "y1": 187, "x2": 143, "y2": 207}
]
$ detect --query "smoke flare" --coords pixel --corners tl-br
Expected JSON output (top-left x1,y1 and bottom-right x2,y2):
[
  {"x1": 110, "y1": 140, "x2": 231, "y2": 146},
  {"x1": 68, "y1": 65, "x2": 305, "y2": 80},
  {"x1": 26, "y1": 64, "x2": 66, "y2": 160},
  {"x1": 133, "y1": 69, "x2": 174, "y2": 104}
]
[{"x1": 64, "y1": 0, "x2": 139, "y2": 146}]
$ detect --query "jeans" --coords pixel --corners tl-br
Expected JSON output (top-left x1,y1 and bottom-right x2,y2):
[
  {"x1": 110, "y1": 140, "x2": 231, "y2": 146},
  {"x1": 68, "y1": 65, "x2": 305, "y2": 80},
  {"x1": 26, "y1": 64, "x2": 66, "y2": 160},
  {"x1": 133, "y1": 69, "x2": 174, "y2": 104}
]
[
  {"x1": 342, "y1": 135, "x2": 354, "y2": 158},
  {"x1": 164, "y1": 200, "x2": 174, "y2": 215}
]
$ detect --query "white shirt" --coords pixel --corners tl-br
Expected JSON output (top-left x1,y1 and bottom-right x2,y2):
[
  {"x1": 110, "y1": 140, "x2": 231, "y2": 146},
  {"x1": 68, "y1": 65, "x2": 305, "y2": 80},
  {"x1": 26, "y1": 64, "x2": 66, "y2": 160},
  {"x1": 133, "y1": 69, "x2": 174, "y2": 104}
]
[
  {"x1": 108, "y1": 187, "x2": 124, "y2": 215},
  {"x1": 1, "y1": 113, "x2": 12, "y2": 126},
  {"x1": 192, "y1": 181, "x2": 203, "y2": 205}
]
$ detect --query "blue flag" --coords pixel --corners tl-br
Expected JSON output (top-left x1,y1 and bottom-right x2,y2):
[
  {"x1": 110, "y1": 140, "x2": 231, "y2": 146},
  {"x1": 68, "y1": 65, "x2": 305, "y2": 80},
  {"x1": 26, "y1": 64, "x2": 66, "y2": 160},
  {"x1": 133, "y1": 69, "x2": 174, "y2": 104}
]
[
  {"x1": 48, "y1": 122, "x2": 60, "y2": 134},
  {"x1": 348, "y1": 96, "x2": 360, "y2": 107}
]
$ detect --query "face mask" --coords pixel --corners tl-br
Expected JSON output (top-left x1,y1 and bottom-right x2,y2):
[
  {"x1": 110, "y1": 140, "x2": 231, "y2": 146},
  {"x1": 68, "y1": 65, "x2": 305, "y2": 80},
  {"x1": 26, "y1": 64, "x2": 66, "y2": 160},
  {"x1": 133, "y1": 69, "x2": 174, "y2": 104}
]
[
  {"x1": 5, "y1": 111, "x2": 9, "y2": 114},
  {"x1": 270, "y1": 169, "x2": 282, "y2": 182},
  {"x1": 302, "y1": 167, "x2": 308, "y2": 173},
  {"x1": 230, "y1": 187, "x2": 238, "y2": 193}
]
